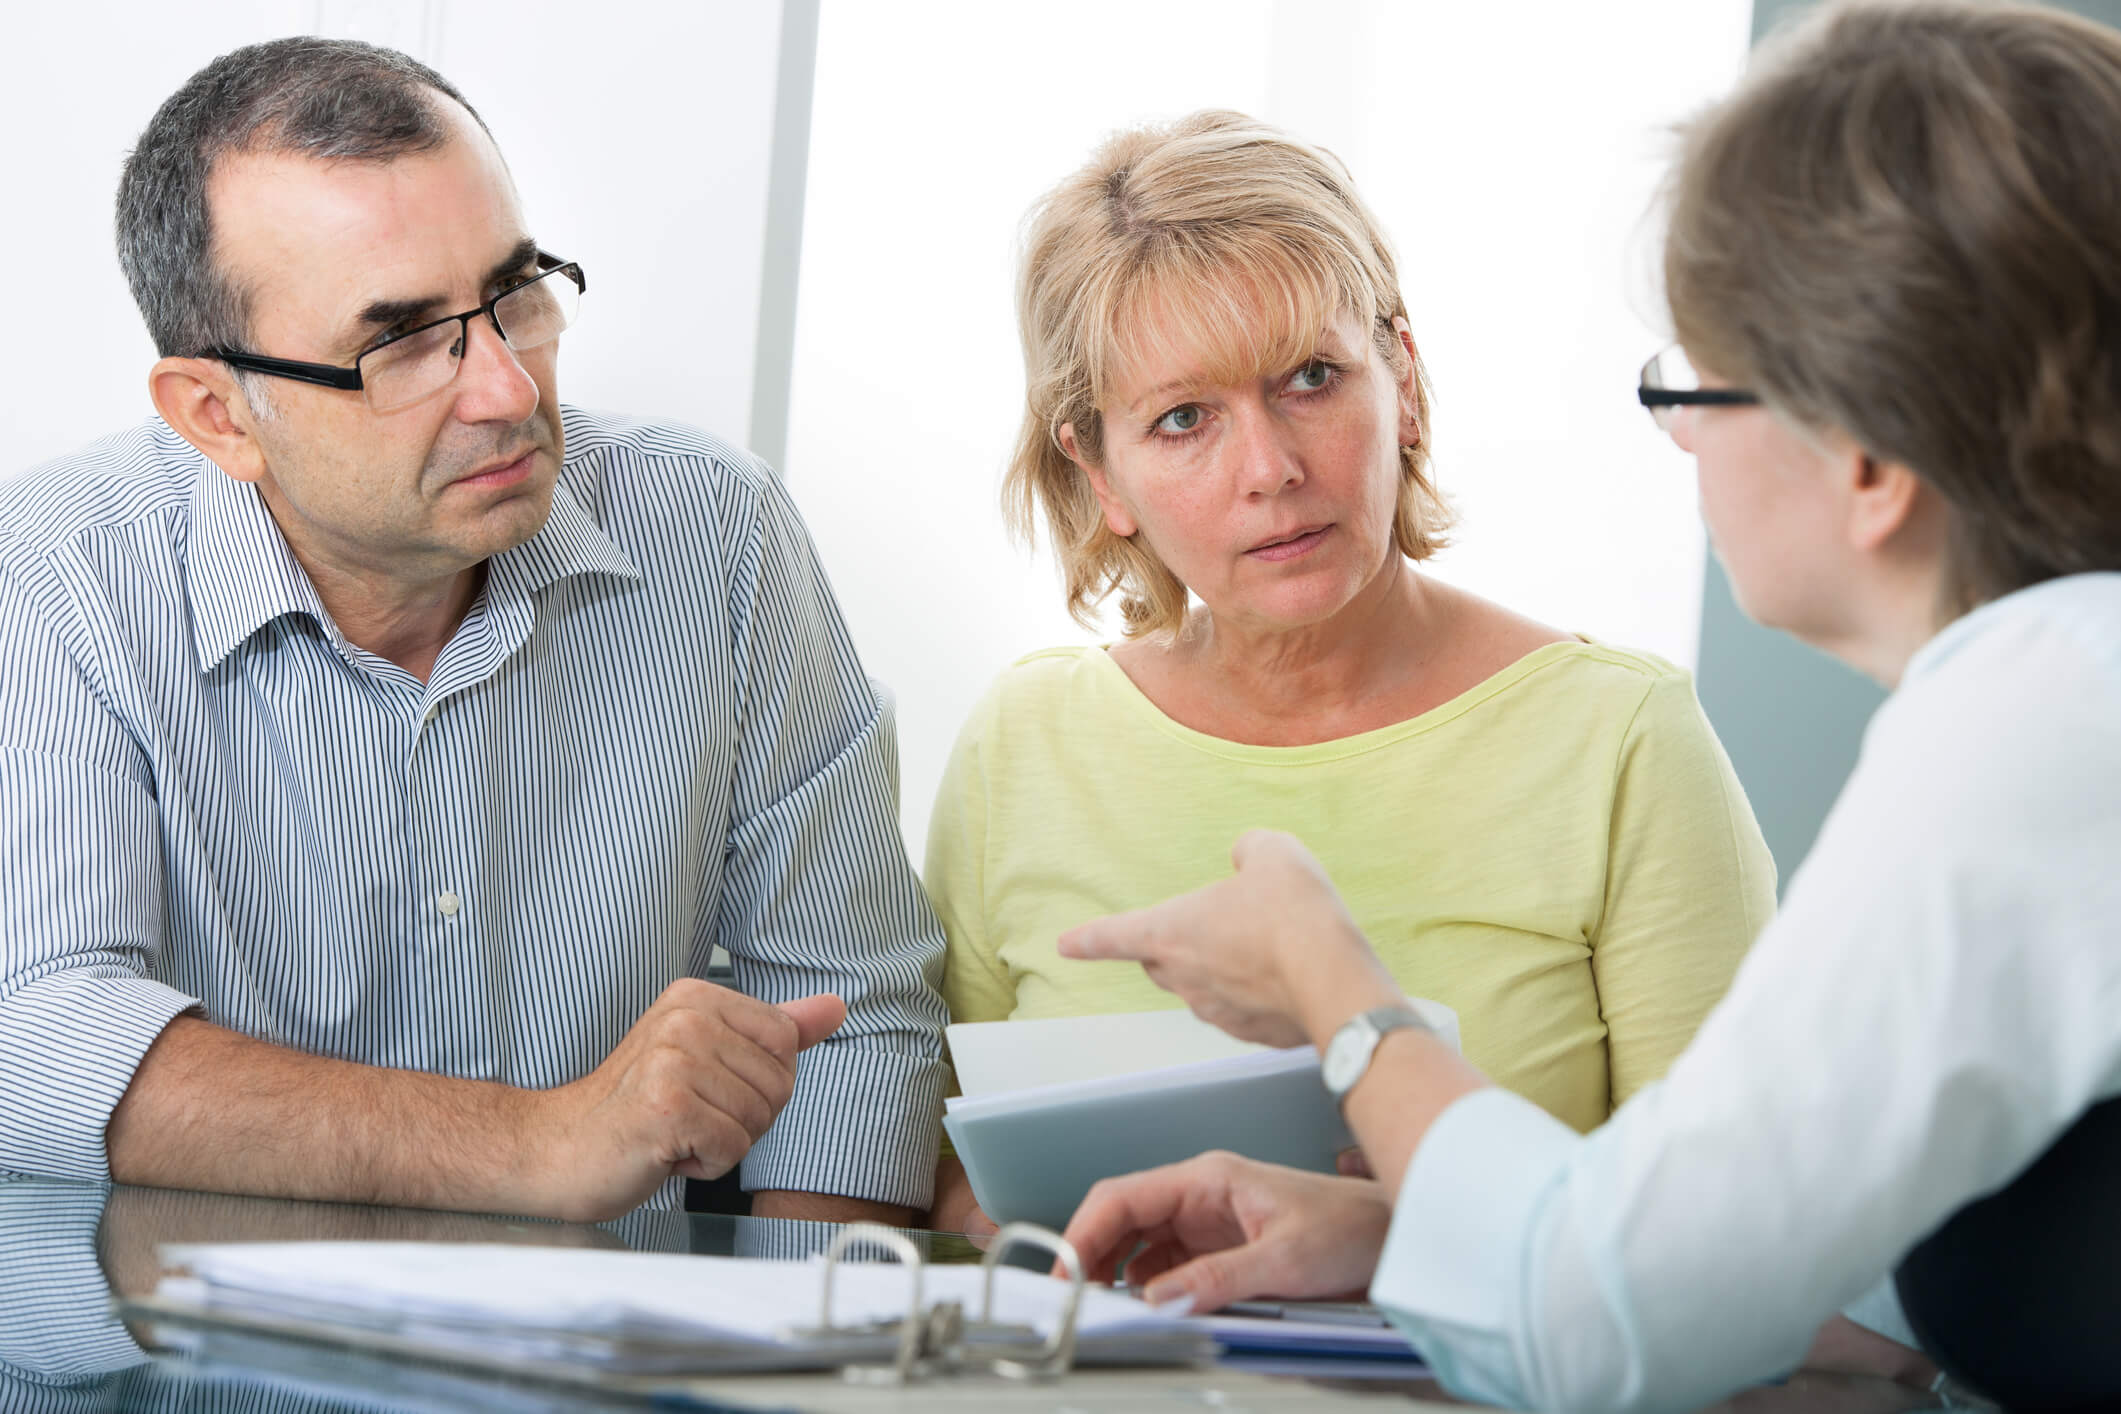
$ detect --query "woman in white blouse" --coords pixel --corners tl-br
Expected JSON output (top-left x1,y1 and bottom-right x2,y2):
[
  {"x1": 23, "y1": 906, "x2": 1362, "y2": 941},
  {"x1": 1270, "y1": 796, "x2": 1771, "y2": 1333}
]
[{"x1": 1055, "y1": 2, "x2": 2121, "y2": 1410}]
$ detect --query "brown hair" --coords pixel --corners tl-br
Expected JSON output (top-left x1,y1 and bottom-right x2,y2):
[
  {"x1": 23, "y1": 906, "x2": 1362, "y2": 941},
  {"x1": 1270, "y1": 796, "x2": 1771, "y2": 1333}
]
[
  {"x1": 1006, "y1": 110, "x2": 1450, "y2": 637},
  {"x1": 1665, "y1": 0, "x2": 2121, "y2": 614}
]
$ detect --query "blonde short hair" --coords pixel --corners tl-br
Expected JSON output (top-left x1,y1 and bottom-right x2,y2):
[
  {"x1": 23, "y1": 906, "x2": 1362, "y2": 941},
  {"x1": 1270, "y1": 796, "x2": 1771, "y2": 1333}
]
[{"x1": 1005, "y1": 110, "x2": 1450, "y2": 637}]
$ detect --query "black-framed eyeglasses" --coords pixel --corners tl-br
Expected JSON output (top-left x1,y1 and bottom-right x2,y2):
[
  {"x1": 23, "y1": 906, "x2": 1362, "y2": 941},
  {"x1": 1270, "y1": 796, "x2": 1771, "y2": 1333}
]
[
  {"x1": 210, "y1": 251, "x2": 586, "y2": 415},
  {"x1": 1638, "y1": 346, "x2": 1760, "y2": 432}
]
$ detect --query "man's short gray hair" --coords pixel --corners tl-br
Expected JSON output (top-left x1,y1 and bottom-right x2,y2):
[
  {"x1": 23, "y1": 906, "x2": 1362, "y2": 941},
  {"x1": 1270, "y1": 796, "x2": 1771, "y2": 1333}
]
[{"x1": 116, "y1": 37, "x2": 491, "y2": 362}]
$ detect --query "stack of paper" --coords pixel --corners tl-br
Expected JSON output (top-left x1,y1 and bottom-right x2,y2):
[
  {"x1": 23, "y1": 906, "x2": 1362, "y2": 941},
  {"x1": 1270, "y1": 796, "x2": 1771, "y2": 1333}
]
[
  {"x1": 1201, "y1": 1313, "x2": 1417, "y2": 1358},
  {"x1": 947, "y1": 1008, "x2": 1269, "y2": 1095},
  {"x1": 145, "y1": 1242, "x2": 1213, "y2": 1376},
  {"x1": 944, "y1": 1003, "x2": 1459, "y2": 1230}
]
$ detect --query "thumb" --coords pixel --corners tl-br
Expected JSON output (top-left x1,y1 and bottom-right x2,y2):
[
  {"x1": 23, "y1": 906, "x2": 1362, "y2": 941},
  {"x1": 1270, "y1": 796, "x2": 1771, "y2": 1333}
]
[
  {"x1": 1140, "y1": 1247, "x2": 1256, "y2": 1314},
  {"x1": 777, "y1": 993, "x2": 847, "y2": 1050}
]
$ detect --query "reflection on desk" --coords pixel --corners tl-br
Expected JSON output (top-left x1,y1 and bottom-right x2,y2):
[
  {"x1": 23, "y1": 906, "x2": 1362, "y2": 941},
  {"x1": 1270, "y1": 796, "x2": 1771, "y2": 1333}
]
[
  {"x1": 0, "y1": 1175, "x2": 1945, "y2": 1413},
  {"x1": 1, "y1": 1175, "x2": 973, "y2": 1412}
]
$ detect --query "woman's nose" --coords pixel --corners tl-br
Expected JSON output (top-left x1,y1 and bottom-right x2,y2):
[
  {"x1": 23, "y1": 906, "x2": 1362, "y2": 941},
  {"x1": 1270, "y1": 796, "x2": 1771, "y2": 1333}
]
[
  {"x1": 1667, "y1": 405, "x2": 1700, "y2": 455},
  {"x1": 1230, "y1": 409, "x2": 1303, "y2": 494}
]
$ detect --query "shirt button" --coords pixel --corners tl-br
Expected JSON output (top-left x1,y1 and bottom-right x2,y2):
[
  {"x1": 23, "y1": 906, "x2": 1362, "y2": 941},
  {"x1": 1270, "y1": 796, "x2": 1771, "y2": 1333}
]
[
  {"x1": 423, "y1": 705, "x2": 439, "y2": 724},
  {"x1": 437, "y1": 890, "x2": 461, "y2": 918}
]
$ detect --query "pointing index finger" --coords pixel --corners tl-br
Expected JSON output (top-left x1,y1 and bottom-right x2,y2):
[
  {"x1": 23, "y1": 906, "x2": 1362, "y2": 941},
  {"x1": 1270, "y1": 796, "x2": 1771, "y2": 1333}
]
[{"x1": 1056, "y1": 911, "x2": 1153, "y2": 963}]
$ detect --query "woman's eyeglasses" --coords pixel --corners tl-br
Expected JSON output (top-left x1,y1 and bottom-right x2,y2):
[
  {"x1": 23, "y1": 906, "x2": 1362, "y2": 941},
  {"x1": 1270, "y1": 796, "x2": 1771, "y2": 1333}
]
[{"x1": 1637, "y1": 346, "x2": 1760, "y2": 432}]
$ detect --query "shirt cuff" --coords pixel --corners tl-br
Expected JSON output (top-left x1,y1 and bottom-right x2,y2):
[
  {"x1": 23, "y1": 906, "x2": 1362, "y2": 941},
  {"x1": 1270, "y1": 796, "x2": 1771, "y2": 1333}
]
[
  {"x1": 740, "y1": 1035, "x2": 946, "y2": 1211},
  {"x1": 0, "y1": 974, "x2": 199, "y2": 1182},
  {"x1": 1370, "y1": 1085, "x2": 1583, "y2": 1408},
  {"x1": 1842, "y1": 1272, "x2": 1922, "y2": 1351}
]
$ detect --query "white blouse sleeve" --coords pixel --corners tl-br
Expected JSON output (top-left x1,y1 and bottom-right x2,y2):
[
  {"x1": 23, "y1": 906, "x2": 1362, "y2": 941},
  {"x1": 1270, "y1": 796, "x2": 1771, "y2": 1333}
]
[{"x1": 1370, "y1": 587, "x2": 2121, "y2": 1413}]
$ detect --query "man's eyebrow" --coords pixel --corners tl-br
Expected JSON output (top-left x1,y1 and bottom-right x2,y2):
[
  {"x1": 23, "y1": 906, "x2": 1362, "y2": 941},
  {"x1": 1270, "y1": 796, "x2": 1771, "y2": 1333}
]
[
  {"x1": 343, "y1": 239, "x2": 543, "y2": 345},
  {"x1": 484, "y1": 237, "x2": 542, "y2": 289},
  {"x1": 350, "y1": 294, "x2": 447, "y2": 337}
]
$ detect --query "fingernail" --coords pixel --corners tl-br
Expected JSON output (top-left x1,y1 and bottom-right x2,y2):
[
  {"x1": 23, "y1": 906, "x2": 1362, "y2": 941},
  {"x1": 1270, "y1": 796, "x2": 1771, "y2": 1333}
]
[{"x1": 1148, "y1": 1287, "x2": 1196, "y2": 1317}]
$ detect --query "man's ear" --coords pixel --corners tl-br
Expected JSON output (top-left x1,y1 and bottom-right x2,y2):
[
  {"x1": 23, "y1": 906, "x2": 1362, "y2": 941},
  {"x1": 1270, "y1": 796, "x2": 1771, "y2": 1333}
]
[
  {"x1": 1846, "y1": 450, "x2": 1927, "y2": 554},
  {"x1": 148, "y1": 357, "x2": 269, "y2": 485},
  {"x1": 1059, "y1": 421, "x2": 1137, "y2": 538}
]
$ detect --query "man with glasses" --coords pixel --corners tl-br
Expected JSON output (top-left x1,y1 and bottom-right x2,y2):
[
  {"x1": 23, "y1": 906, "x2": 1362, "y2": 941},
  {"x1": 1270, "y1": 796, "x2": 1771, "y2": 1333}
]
[{"x1": 0, "y1": 37, "x2": 948, "y2": 1226}]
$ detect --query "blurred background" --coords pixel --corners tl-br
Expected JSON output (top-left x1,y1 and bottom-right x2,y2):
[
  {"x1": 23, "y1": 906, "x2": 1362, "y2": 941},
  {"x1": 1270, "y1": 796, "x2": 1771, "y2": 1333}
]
[{"x1": 16, "y1": 0, "x2": 2056, "y2": 885}]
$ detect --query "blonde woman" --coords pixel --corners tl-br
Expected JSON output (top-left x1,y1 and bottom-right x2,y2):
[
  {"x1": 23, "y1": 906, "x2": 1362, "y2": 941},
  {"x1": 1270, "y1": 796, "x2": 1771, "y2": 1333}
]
[{"x1": 925, "y1": 112, "x2": 1775, "y2": 1231}]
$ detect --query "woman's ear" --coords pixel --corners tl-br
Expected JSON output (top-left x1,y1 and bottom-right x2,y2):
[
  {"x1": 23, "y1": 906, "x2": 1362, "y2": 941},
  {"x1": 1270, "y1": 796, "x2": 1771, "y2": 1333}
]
[
  {"x1": 1389, "y1": 317, "x2": 1423, "y2": 448},
  {"x1": 149, "y1": 357, "x2": 270, "y2": 485},
  {"x1": 1846, "y1": 451, "x2": 1927, "y2": 554},
  {"x1": 1060, "y1": 421, "x2": 1138, "y2": 538}
]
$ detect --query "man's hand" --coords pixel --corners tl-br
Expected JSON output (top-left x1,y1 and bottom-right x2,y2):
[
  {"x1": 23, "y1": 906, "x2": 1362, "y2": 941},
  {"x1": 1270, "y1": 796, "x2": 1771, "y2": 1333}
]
[
  {"x1": 523, "y1": 980, "x2": 844, "y2": 1221},
  {"x1": 1061, "y1": 1151, "x2": 1391, "y2": 1312},
  {"x1": 104, "y1": 984, "x2": 848, "y2": 1222},
  {"x1": 1058, "y1": 830, "x2": 1397, "y2": 1047}
]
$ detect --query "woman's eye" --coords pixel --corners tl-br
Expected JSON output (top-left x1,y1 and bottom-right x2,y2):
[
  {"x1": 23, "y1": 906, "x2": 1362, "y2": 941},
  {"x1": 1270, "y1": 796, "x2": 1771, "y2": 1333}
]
[
  {"x1": 1289, "y1": 359, "x2": 1333, "y2": 392},
  {"x1": 1155, "y1": 405, "x2": 1203, "y2": 436}
]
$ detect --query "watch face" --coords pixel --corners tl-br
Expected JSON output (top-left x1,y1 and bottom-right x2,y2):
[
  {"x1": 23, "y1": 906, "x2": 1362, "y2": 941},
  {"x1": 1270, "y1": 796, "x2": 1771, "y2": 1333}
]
[{"x1": 1321, "y1": 1020, "x2": 1372, "y2": 1095}]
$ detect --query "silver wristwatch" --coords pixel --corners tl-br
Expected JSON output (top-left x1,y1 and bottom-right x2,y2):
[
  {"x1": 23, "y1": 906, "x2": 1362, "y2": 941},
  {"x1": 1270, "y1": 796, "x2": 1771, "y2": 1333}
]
[{"x1": 1321, "y1": 1004, "x2": 1433, "y2": 1108}]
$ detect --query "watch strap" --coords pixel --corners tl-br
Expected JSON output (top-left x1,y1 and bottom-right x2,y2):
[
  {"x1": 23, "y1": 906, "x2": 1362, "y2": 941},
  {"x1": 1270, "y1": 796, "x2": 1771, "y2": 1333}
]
[{"x1": 1324, "y1": 1003, "x2": 1433, "y2": 1107}]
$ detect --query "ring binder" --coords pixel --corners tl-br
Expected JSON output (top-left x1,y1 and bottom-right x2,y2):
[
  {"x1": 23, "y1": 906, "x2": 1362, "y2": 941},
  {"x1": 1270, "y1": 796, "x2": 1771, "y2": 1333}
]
[
  {"x1": 984, "y1": 1222, "x2": 1084, "y2": 1380},
  {"x1": 128, "y1": 1229, "x2": 1221, "y2": 1393},
  {"x1": 790, "y1": 1220, "x2": 1088, "y2": 1385}
]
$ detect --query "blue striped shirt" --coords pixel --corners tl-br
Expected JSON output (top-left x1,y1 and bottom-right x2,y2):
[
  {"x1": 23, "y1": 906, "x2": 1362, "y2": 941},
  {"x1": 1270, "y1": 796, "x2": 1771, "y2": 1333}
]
[
  {"x1": 0, "y1": 407, "x2": 948, "y2": 1211},
  {"x1": 0, "y1": 1177, "x2": 144, "y2": 1390}
]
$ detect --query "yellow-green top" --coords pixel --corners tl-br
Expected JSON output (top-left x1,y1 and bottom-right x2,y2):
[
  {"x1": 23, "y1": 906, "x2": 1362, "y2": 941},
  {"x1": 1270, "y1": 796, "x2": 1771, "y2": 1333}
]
[{"x1": 925, "y1": 641, "x2": 1775, "y2": 1131}]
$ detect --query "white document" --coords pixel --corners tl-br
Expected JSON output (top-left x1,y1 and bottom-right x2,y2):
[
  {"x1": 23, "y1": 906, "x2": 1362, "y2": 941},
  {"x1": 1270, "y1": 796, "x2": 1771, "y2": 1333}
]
[
  {"x1": 947, "y1": 1001, "x2": 1460, "y2": 1099},
  {"x1": 948, "y1": 1045, "x2": 1325, "y2": 1124},
  {"x1": 948, "y1": 1009, "x2": 1261, "y2": 1097}
]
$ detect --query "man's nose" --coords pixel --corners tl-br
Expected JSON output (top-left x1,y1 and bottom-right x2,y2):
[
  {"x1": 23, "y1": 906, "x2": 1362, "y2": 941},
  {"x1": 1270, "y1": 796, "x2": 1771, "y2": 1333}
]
[{"x1": 451, "y1": 313, "x2": 540, "y2": 423}]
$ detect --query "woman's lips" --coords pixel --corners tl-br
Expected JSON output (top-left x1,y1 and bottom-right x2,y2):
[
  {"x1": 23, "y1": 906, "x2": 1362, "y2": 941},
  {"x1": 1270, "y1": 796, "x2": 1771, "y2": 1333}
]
[{"x1": 1246, "y1": 525, "x2": 1332, "y2": 562}]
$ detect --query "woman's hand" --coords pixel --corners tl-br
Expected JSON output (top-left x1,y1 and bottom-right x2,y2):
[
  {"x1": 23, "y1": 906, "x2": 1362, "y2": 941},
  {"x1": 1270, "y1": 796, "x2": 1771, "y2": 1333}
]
[
  {"x1": 1799, "y1": 1316, "x2": 1939, "y2": 1390},
  {"x1": 924, "y1": 1155, "x2": 999, "y2": 1238},
  {"x1": 1057, "y1": 829, "x2": 1398, "y2": 1047},
  {"x1": 1061, "y1": 1151, "x2": 1392, "y2": 1311}
]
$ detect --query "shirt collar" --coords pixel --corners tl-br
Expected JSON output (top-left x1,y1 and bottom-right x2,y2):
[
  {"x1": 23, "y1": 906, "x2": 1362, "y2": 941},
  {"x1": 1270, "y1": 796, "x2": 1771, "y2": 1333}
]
[
  {"x1": 1899, "y1": 572, "x2": 2121, "y2": 687},
  {"x1": 187, "y1": 464, "x2": 333, "y2": 673},
  {"x1": 187, "y1": 462, "x2": 641, "y2": 674},
  {"x1": 486, "y1": 472, "x2": 642, "y2": 606}
]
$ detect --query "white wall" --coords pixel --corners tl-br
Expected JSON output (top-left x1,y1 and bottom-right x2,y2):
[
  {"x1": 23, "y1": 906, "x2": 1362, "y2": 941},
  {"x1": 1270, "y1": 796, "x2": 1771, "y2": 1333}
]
[
  {"x1": 0, "y1": 0, "x2": 784, "y2": 470},
  {"x1": 3, "y1": 1, "x2": 1756, "y2": 871},
  {"x1": 785, "y1": 0, "x2": 1754, "y2": 861}
]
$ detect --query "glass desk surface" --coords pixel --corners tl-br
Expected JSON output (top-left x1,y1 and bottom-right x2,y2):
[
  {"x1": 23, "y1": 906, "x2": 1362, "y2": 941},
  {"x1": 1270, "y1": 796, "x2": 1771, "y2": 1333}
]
[{"x1": 0, "y1": 1175, "x2": 1945, "y2": 1413}]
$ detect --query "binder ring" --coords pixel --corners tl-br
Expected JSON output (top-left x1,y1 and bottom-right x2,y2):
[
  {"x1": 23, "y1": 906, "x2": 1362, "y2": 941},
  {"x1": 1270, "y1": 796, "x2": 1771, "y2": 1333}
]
[
  {"x1": 816, "y1": 1223, "x2": 928, "y2": 1384},
  {"x1": 979, "y1": 1222, "x2": 1086, "y2": 1381},
  {"x1": 802, "y1": 1221, "x2": 1089, "y2": 1384}
]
